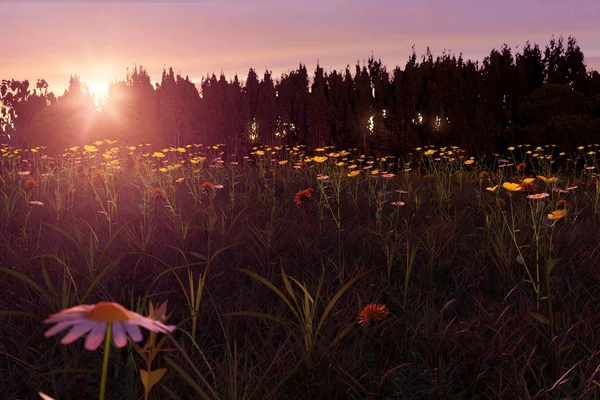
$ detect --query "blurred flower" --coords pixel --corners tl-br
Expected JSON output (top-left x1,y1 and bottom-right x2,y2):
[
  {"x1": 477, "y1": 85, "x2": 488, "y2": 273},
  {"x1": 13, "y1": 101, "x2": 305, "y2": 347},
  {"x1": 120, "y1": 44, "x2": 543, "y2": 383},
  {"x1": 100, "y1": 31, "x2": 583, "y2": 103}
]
[
  {"x1": 537, "y1": 175, "x2": 558, "y2": 184},
  {"x1": 516, "y1": 162, "x2": 526, "y2": 172},
  {"x1": 464, "y1": 159, "x2": 474, "y2": 165},
  {"x1": 548, "y1": 209, "x2": 567, "y2": 221},
  {"x1": 358, "y1": 304, "x2": 390, "y2": 326},
  {"x1": 520, "y1": 179, "x2": 536, "y2": 192},
  {"x1": 391, "y1": 201, "x2": 405, "y2": 206},
  {"x1": 497, "y1": 198, "x2": 507, "y2": 209},
  {"x1": 502, "y1": 182, "x2": 522, "y2": 192},
  {"x1": 527, "y1": 192, "x2": 550, "y2": 200},
  {"x1": 294, "y1": 188, "x2": 313, "y2": 205},
  {"x1": 201, "y1": 182, "x2": 214, "y2": 192},
  {"x1": 25, "y1": 177, "x2": 38, "y2": 189},
  {"x1": 152, "y1": 187, "x2": 166, "y2": 198},
  {"x1": 556, "y1": 199, "x2": 569, "y2": 209},
  {"x1": 43, "y1": 302, "x2": 176, "y2": 351},
  {"x1": 29, "y1": 200, "x2": 44, "y2": 206}
]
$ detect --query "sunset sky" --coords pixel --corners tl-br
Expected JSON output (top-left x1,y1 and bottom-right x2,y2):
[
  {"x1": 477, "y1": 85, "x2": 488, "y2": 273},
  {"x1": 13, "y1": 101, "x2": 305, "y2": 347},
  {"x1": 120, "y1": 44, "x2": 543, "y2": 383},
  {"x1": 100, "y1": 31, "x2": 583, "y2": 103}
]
[{"x1": 2, "y1": 0, "x2": 599, "y2": 100}]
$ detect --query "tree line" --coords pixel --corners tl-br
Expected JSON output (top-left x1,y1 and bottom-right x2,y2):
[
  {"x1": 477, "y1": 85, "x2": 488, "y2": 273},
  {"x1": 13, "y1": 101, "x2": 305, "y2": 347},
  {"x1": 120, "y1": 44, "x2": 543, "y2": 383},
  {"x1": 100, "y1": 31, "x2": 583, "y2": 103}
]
[{"x1": 2, "y1": 35, "x2": 600, "y2": 155}]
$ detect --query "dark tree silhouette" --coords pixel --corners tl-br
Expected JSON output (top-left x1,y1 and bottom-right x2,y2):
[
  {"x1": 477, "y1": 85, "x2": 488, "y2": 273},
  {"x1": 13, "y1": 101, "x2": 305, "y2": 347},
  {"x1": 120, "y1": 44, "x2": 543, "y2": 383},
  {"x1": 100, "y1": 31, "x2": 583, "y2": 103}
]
[{"x1": 3, "y1": 36, "x2": 599, "y2": 155}]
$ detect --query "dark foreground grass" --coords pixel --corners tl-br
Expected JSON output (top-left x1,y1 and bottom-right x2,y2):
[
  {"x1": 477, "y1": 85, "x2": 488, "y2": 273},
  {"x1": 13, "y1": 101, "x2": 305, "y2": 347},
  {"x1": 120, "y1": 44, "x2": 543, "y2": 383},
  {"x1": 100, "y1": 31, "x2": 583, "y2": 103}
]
[{"x1": 1, "y1": 143, "x2": 600, "y2": 399}]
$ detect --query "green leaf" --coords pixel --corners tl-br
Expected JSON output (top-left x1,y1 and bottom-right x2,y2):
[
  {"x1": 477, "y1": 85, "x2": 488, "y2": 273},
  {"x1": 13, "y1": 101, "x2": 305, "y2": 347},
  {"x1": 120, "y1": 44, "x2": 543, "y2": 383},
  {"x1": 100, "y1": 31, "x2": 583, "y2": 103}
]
[
  {"x1": 164, "y1": 358, "x2": 213, "y2": 400},
  {"x1": 140, "y1": 368, "x2": 167, "y2": 393},
  {"x1": 0, "y1": 267, "x2": 55, "y2": 308},
  {"x1": 546, "y1": 258, "x2": 561, "y2": 274},
  {"x1": 529, "y1": 311, "x2": 551, "y2": 326},
  {"x1": 236, "y1": 269, "x2": 299, "y2": 320}
]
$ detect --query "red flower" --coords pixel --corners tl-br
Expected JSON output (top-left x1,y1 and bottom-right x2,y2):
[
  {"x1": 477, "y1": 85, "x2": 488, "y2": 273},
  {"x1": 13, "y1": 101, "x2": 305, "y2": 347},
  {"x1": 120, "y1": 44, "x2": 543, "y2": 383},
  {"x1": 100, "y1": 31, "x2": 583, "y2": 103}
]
[{"x1": 358, "y1": 304, "x2": 390, "y2": 326}]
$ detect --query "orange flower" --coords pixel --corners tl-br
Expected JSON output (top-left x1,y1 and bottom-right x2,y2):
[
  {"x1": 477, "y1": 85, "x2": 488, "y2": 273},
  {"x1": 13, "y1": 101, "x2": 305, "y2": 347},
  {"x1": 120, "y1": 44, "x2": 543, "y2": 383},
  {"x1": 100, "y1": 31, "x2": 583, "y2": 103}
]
[
  {"x1": 93, "y1": 169, "x2": 105, "y2": 181},
  {"x1": 201, "y1": 181, "x2": 214, "y2": 192},
  {"x1": 556, "y1": 199, "x2": 569, "y2": 209},
  {"x1": 520, "y1": 181, "x2": 536, "y2": 193},
  {"x1": 358, "y1": 304, "x2": 390, "y2": 326},
  {"x1": 152, "y1": 187, "x2": 165, "y2": 198},
  {"x1": 24, "y1": 177, "x2": 38, "y2": 188},
  {"x1": 497, "y1": 198, "x2": 507, "y2": 209},
  {"x1": 517, "y1": 162, "x2": 526, "y2": 172},
  {"x1": 294, "y1": 188, "x2": 313, "y2": 205}
]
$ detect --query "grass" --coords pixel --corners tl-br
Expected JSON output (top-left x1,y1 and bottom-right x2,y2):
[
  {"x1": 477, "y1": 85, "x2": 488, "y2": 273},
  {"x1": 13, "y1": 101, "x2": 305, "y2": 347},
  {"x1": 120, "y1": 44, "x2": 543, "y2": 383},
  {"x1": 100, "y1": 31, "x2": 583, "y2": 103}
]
[{"x1": 1, "y1": 142, "x2": 600, "y2": 399}]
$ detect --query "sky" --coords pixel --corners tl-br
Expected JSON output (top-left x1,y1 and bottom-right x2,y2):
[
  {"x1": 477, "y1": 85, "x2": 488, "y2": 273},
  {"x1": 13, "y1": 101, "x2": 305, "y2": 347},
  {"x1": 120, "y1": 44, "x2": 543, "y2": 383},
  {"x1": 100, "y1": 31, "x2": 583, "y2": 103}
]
[{"x1": 2, "y1": 0, "x2": 600, "y2": 100}]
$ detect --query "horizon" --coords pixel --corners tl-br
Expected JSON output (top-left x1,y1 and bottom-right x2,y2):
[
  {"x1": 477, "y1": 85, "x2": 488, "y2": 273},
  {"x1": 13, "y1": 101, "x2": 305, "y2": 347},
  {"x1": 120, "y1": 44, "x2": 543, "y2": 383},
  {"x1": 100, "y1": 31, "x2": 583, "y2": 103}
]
[{"x1": 2, "y1": 1, "x2": 599, "y2": 100}]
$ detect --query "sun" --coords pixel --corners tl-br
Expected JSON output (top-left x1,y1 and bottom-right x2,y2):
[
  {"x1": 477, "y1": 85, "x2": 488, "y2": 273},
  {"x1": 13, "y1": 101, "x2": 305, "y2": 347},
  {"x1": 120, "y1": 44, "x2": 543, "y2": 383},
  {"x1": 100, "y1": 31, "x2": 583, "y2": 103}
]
[{"x1": 87, "y1": 81, "x2": 110, "y2": 104}]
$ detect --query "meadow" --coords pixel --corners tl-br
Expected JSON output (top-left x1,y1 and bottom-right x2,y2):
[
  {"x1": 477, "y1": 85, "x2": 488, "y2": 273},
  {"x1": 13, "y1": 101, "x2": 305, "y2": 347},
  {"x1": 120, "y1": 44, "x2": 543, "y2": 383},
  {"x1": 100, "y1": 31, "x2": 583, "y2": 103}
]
[{"x1": 1, "y1": 141, "x2": 600, "y2": 399}]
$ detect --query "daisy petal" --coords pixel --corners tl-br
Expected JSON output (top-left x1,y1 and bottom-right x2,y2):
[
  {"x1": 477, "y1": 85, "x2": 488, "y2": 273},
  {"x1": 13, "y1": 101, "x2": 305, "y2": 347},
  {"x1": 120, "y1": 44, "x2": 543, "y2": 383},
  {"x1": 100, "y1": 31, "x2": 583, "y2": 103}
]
[
  {"x1": 112, "y1": 322, "x2": 127, "y2": 348},
  {"x1": 123, "y1": 322, "x2": 143, "y2": 342},
  {"x1": 84, "y1": 322, "x2": 107, "y2": 351},
  {"x1": 43, "y1": 311, "x2": 87, "y2": 324},
  {"x1": 60, "y1": 321, "x2": 96, "y2": 345},
  {"x1": 44, "y1": 320, "x2": 79, "y2": 338}
]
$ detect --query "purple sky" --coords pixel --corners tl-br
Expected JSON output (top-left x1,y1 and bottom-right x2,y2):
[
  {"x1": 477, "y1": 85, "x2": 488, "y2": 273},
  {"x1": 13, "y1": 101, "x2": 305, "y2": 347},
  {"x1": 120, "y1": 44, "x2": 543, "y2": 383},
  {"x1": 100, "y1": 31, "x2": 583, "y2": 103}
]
[{"x1": 2, "y1": 0, "x2": 599, "y2": 99}]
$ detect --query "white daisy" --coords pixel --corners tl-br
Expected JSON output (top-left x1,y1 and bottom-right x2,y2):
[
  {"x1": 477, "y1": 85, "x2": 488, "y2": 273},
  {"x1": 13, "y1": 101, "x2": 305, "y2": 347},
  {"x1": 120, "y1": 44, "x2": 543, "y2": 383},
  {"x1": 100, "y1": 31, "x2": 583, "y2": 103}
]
[{"x1": 44, "y1": 302, "x2": 176, "y2": 351}]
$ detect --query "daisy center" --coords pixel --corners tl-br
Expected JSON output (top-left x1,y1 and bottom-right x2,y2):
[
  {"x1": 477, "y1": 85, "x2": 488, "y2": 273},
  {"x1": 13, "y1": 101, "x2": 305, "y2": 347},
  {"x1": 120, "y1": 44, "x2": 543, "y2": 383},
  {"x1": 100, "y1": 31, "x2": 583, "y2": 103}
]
[{"x1": 84, "y1": 302, "x2": 132, "y2": 322}]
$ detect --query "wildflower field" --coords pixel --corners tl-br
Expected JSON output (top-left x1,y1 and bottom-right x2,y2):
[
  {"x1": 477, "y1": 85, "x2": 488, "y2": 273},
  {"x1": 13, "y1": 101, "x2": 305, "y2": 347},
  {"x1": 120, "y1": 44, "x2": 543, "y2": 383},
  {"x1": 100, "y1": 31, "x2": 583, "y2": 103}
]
[{"x1": 1, "y1": 141, "x2": 600, "y2": 399}]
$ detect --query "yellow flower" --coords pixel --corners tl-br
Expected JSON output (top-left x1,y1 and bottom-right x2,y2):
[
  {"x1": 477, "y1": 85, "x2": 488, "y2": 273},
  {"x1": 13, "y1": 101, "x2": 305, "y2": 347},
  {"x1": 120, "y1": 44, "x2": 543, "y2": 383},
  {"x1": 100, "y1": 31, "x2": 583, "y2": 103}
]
[
  {"x1": 176, "y1": 147, "x2": 186, "y2": 153},
  {"x1": 313, "y1": 156, "x2": 328, "y2": 163},
  {"x1": 522, "y1": 178, "x2": 535, "y2": 184},
  {"x1": 93, "y1": 140, "x2": 104, "y2": 146},
  {"x1": 336, "y1": 161, "x2": 345, "y2": 167},
  {"x1": 84, "y1": 145, "x2": 98, "y2": 153},
  {"x1": 159, "y1": 167, "x2": 168, "y2": 173},
  {"x1": 485, "y1": 185, "x2": 498, "y2": 192},
  {"x1": 423, "y1": 149, "x2": 435, "y2": 156},
  {"x1": 548, "y1": 209, "x2": 567, "y2": 221},
  {"x1": 315, "y1": 148, "x2": 325, "y2": 152},
  {"x1": 502, "y1": 182, "x2": 522, "y2": 192},
  {"x1": 507, "y1": 146, "x2": 515, "y2": 151},
  {"x1": 537, "y1": 175, "x2": 558, "y2": 184},
  {"x1": 347, "y1": 170, "x2": 360, "y2": 177},
  {"x1": 348, "y1": 164, "x2": 357, "y2": 169},
  {"x1": 255, "y1": 150, "x2": 265, "y2": 156},
  {"x1": 370, "y1": 169, "x2": 379, "y2": 175},
  {"x1": 152, "y1": 151, "x2": 165, "y2": 158},
  {"x1": 464, "y1": 159, "x2": 474, "y2": 165}
]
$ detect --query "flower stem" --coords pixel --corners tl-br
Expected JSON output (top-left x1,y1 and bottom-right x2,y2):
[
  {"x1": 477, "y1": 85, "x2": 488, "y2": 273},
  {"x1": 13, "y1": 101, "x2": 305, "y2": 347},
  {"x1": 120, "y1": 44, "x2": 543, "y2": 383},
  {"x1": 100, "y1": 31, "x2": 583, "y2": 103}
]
[{"x1": 99, "y1": 323, "x2": 112, "y2": 400}]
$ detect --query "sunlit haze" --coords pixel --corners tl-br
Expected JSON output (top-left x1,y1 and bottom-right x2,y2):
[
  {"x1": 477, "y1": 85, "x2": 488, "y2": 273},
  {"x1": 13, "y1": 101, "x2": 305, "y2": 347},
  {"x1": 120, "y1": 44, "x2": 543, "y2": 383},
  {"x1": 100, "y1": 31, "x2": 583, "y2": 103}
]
[{"x1": 2, "y1": 0, "x2": 599, "y2": 98}]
